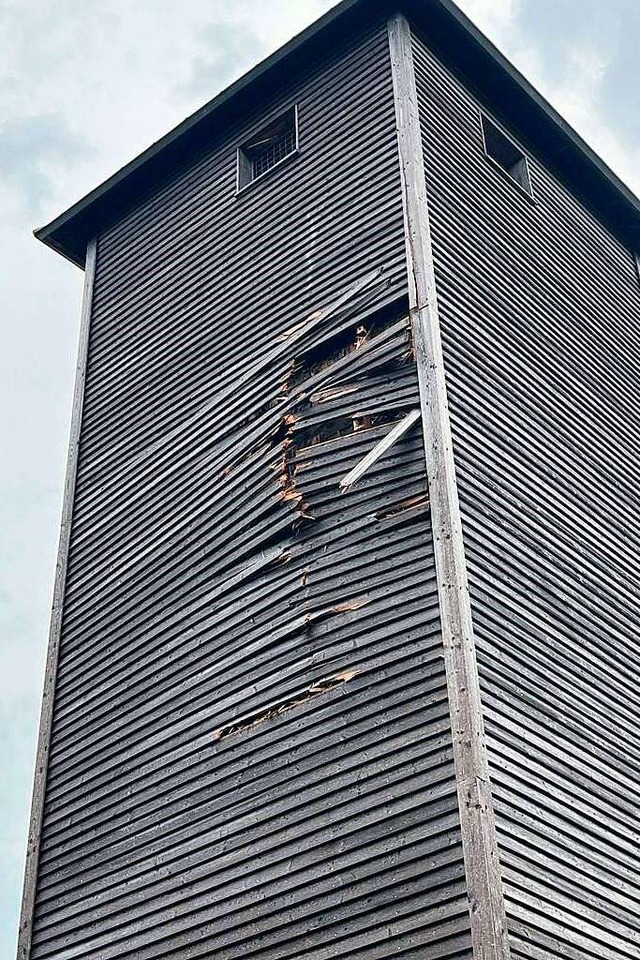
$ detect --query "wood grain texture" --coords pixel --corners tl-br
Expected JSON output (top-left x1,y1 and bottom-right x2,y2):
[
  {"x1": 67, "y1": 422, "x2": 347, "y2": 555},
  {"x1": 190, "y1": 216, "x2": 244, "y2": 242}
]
[
  {"x1": 16, "y1": 238, "x2": 98, "y2": 960},
  {"x1": 411, "y1": 29, "x2": 640, "y2": 960},
  {"x1": 340, "y1": 408, "x2": 421, "y2": 489},
  {"x1": 25, "y1": 27, "x2": 472, "y2": 960},
  {"x1": 388, "y1": 14, "x2": 511, "y2": 960}
]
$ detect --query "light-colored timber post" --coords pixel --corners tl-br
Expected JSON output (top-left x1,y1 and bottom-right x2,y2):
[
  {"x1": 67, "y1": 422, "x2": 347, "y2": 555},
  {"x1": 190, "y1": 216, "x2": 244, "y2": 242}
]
[
  {"x1": 388, "y1": 14, "x2": 511, "y2": 960},
  {"x1": 16, "y1": 237, "x2": 98, "y2": 960}
]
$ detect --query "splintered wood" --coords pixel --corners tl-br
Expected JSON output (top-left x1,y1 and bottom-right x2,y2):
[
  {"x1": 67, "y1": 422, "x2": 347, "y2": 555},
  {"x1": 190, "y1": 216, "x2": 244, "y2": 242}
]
[
  {"x1": 339, "y1": 408, "x2": 422, "y2": 491},
  {"x1": 214, "y1": 671, "x2": 358, "y2": 741}
]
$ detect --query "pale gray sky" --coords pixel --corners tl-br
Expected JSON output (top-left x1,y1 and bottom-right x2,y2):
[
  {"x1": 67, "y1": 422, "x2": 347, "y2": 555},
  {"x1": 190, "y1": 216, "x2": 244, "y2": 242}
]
[{"x1": 1, "y1": 0, "x2": 639, "y2": 953}]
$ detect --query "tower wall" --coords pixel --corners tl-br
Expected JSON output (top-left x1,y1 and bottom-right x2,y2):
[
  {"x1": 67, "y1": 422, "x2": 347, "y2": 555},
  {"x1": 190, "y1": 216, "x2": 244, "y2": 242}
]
[
  {"x1": 413, "y1": 29, "x2": 640, "y2": 960},
  {"x1": 25, "y1": 23, "x2": 471, "y2": 960},
  {"x1": 19, "y1": 9, "x2": 640, "y2": 960}
]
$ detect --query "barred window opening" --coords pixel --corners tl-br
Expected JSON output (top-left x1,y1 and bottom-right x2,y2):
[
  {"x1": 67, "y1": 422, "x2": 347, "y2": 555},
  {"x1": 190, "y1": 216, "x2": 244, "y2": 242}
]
[
  {"x1": 238, "y1": 107, "x2": 298, "y2": 191},
  {"x1": 481, "y1": 113, "x2": 532, "y2": 197}
]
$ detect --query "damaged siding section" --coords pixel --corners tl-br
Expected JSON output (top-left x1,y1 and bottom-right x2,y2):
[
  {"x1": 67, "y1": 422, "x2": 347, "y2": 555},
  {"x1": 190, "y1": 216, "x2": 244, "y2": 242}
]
[
  {"x1": 27, "y1": 26, "x2": 471, "y2": 960},
  {"x1": 412, "y1": 31, "x2": 640, "y2": 960}
]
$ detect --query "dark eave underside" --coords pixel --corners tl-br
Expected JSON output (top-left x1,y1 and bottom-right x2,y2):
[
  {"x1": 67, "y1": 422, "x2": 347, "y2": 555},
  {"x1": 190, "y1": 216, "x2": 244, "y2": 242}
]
[{"x1": 36, "y1": 0, "x2": 640, "y2": 267}]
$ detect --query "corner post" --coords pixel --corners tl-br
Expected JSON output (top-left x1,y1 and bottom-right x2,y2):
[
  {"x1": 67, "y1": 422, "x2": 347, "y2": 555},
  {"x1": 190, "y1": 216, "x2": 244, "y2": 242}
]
[
  {"x1": 387, "y1": 14, "x2": 511, "y2": 960},
  {"x1": 16, "y1": 237, "x2": 98, "y2": 960}
]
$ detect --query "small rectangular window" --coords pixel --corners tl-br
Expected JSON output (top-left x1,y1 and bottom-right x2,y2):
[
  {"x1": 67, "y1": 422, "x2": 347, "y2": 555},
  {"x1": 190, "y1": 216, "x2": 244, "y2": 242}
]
[
  {"x1": 481, "y1": 113, "x2": 532, "y2": 197},
  {"x1": 237, "y1": 106, "x2": 298, "y2": 192}
]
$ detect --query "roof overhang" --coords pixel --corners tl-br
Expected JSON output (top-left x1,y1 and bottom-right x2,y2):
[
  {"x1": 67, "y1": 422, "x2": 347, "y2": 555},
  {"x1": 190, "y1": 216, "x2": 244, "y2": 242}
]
[{"x1": 36, "y1": 0, "x2": 640, "y2": 267}]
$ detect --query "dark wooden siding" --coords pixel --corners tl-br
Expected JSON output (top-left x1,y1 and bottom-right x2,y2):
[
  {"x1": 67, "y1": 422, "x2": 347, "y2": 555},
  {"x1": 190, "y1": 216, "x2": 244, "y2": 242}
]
[
  {"x1": 28, "y1": 27, "x2": 472, "y2": 960},
  {"x1": 412, "y1": 30, "x2": 640, "y2": 960}
]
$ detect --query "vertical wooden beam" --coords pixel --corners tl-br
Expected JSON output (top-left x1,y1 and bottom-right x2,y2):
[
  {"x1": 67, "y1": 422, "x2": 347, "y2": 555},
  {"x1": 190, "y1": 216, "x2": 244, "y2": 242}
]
[
  {"x1": 387, "y1": 15, "x2": 511, "y2": 960},
  {"x1": 16, "y1": 238, "x2": 98, "y2": 960}
]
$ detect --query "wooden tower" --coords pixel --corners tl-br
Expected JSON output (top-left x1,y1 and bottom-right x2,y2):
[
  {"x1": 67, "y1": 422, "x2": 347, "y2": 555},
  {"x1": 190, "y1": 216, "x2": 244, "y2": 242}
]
[{"x1": 19, "y1": 2, "x2": 640, "y2": 958}]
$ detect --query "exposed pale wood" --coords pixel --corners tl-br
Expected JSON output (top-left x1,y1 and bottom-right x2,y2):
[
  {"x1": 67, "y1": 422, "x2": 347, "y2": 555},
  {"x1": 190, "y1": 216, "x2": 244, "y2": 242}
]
[
  {"x1": 339, "y1": 408, "x2": 421, "y2": 490},
  {"x1": 388, "y1": 14, "x2": 511, "y2": 960},
  {"x1": 16, "y1": 237, "x2": 98, "y2": 960}
]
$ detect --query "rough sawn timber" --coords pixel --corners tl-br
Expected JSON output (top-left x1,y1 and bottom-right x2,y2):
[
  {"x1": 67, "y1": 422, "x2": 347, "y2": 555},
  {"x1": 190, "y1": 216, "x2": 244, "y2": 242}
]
[
  {"x1": 388, "y1": 14, "x2": 511, "y2": 960},
  {"x1": 17, "y1": 238, "x2": 98, "y2": 960}
]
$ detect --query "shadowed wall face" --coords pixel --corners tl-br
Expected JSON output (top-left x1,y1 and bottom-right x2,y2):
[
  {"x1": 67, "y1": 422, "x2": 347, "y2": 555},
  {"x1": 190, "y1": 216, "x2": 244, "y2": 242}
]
[
  {"x1": 413, "y1": 30, "x2": 640, "y2": 960},
  {"x1": 27, "y1": 26, "x2": 472, "y2": 960}
]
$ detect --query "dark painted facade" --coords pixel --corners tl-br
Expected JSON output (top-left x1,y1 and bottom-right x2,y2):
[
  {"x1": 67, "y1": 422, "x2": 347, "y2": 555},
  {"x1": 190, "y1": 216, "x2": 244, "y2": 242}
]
[
  {"x1": 412, "y1": 32, "x2": 640, "y2": 958},
  {"x1": 20, "y1": 3, "x2": 640, "y2": 960}
]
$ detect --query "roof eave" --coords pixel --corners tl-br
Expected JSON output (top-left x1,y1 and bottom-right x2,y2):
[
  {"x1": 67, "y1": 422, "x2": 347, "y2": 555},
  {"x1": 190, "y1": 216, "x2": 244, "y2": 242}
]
[
  {"x1": 34, "y1": 0, "x2": 377, "y2": 268},
  {"x1": 35, "y1": 0, "x2": 640, "y2": 267}
]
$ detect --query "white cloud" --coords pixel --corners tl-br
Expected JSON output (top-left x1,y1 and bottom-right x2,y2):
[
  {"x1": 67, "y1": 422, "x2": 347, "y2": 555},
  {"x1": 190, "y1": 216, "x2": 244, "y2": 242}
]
[
  {"x1": 456, "y1": 0, "x2": 550, "y2": 121},
  {"x1": 547, "y1": 42, "x2": 640, "y2": 193},
  {"x1": 0, "y1": 113, "x2": 91, "y2": 216},
  {"x1": 0, "y1": 0, "x2": 335, "y2": 225},
  {"x1": 456, "y1": 0, "x2": 521, "y2": 42}
]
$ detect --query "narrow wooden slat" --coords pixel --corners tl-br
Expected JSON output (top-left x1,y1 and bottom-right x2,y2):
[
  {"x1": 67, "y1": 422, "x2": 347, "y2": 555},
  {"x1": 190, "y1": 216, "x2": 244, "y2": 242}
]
[
  {"x1": 17, "y1": 238, "x2": 98, "y2": 960},
  {"x1": 388, "y1": 15, "x2": 511, "y2": 960},
  {"x1": 339, "y1": 408, "x2": 421, "y2": 489}
]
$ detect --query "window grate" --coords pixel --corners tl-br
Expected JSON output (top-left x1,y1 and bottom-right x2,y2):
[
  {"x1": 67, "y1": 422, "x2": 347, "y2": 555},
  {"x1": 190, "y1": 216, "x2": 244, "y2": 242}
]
[
  {"x1": 237, "y1": 107, "x2": 298, "y2": 191},
  {"x1": 251, "y1": 127, "x2": 297, "y2": 180},
  {"x1": 481, "y1": 113, "x2": 532, "y2": 197}
]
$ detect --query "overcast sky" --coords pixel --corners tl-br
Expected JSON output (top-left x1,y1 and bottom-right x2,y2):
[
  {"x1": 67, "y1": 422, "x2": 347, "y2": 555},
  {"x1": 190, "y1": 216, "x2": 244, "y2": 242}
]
[{"x1": 1, "y1": 0, "x2": 639, "y2": 953}]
